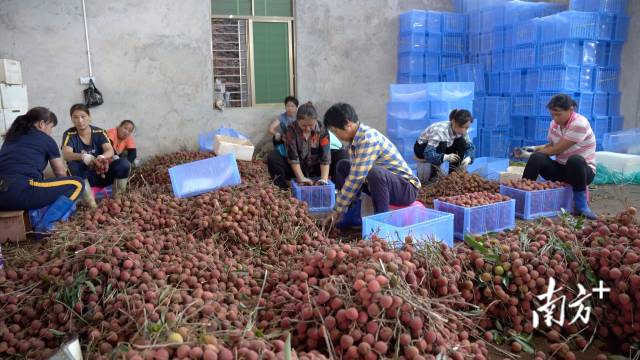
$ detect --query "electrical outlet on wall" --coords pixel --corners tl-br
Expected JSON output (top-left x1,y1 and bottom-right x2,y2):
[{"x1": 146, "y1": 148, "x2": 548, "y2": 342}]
[{"x1": 79, "y1": 76, "x2": 95, "y2": 85}]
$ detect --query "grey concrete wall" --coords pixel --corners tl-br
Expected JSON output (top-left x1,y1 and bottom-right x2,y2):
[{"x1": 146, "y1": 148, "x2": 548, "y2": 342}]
[
  {"x1": 295, "y1": 0, "x2": 453, "y2": 132},
  {"x1": 0, "y1": 0, "x2": 279, "y2": 157}
]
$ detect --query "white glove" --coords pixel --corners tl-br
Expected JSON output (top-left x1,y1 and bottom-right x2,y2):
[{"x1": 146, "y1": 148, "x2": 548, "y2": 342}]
[
  {"x1": 297, "y1": 177, "x2": 314, "y2": 186},
  {"x1": 82, "y1": 153, "x2": 95, "y2": 166},
  {"x1": 515, "y1": 147, "x2": 535, "y2": 160},
  {"x1": 316, "y1": 179, "x2": 329, "y2": 186},
  {"x1": 274, "y1": 132, "x2": 282, "y2": 142},
  {"x1": 443, "y1": 154, "x2": 460, "y2": 163},
  {"x1": 112, "y1": 154, "x2": 120, "y2": 161},
  {"x1": 461, "y1": 157, "x2": 472, "y2": 168}
]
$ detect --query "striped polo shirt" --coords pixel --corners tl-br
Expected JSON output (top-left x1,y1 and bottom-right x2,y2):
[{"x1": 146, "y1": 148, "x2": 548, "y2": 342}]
[{"x1": 547, "y1": 112, "x2": 596, "y2": 172}]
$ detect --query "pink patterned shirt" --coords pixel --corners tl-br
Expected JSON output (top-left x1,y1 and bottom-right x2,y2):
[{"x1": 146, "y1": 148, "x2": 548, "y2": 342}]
[{"x1": 547, "y1": 112, "x2": 596, "y2": 172}]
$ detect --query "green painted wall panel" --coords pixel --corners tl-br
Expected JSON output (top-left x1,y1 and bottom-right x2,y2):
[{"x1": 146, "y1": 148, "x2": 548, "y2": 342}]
[{"x1": 253, "y1": 22, "x2": 290, "y2": 104}]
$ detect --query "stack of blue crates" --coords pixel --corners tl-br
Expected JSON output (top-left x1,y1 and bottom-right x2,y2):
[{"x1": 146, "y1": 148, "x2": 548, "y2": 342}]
[
  {"x1": 397, "y1": 10, "x2": 469, "y2": 84},
  {"x1": 387, "y1": 83, "x2": 474, "y2": 173}
]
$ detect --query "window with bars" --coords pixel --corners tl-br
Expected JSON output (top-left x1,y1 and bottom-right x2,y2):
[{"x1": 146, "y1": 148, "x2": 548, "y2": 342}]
[{"x1": 211, "y1": 0, "x2": 294, "y2": 108}]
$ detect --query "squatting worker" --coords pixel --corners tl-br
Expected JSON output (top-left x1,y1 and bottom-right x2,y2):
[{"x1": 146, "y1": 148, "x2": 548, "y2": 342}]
[
  {"x1": 322, "y1": 103, "x2": 421, "y2": 227},
  {"x1": 268, "y1": 96, "x2": 298, "y2": 158},
  {"x1": 414, "y1": 109, "x2": 475, "y2": 183},
  {"x1": 0, "y1": 107, "x2": 83, "y2": 233},
  {"x1": 516, "y1": 94, "x2": 597, "y2": 219},
  {"x1": 107, "y1": 120, "x2": 138, "y2": 165},
  {"x1": 62, "y1": 104, "x2": 131, "y2": 208},
  {"x1": 267, "y1": 102, "x2": 348, "y2": 188}
]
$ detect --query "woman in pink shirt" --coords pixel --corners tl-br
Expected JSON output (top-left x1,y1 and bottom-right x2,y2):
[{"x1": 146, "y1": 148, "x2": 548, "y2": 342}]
[{"x1": 518, "y1": 94, "x2": 597, "y2": 219}]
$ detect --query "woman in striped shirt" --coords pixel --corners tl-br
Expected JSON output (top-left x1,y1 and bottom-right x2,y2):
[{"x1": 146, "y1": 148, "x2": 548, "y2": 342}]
[{"x1": 518, "y1": 94, "x2": 597, "y2": 219}]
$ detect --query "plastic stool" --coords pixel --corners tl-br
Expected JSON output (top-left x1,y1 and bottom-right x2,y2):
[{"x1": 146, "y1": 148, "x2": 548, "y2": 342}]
[{"x1": 389, "y1": 201, "x2": 424, "y2": 211}]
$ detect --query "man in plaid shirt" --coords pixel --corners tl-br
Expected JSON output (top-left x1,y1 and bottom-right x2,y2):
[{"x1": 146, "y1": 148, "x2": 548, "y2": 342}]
[{"x1": 322, "y1": 103, "x2": 421, "y2": 226}]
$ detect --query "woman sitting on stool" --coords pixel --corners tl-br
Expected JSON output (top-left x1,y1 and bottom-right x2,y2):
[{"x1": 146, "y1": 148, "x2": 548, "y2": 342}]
[
  {"x1": 517, "y1": 94, "x2": 597, "y2": 219},
  {"x1": 0, "y1": 107, "x2": 83, "y2": 233},
  {"x1": 61, "y1": 104, "x2": 130, "y2": 208},
  {"x1": 414, "y1": 109, "x2": 475, "y2": 183},
  {"x1": 107, "y1": 119, "x2": 138, "y2": 166}
]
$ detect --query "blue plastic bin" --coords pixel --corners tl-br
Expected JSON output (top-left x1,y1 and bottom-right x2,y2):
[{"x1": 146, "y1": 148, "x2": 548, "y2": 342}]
[
  {"x1": 614, "y1": 15, "x2": 629, "y2": 41},
  {"x1": 434, "y1": 198, "x2": 516, "y2": 239},
  {"x1": 576, "y1": 92, "x2": 595, "y2": 116},
  {"x1": 514, "y1": 19, "x2": 540, "y2": 45},
  {"x1": 597, "y1": 14, "x2": 615, "y2": 40},
  {"x1": 398, "y1": 34, "x2": 426, "y2": 54},
  {"x1": 480, "y1": 129, "x2": 510, "y2": 158},
  {"x1": 169, "y1": 153, "x2": 241, "y2": 198},
  {"x1": 425, "y1": 11, "x2": 443, "y2": 33},
  {"x1": 291, "y1": 179, "x2": 336, "y2": 213},
  {"x1": 482, "y1": 6, "x2": 504, "y2": 32},
  {"x1": 424, "y1": 54, "x2": 440, "y2": 75},
  {"x1": 503, "y1": 50, "x2": 513, "y2": 70},
  {"x1": 602, "y1": 128, "x2": 640, "y2": 154},
  {"x1": 610, "y1": 116, "x2": 624, "y2": 132},
  {"x1": 554, "y1": 11, "x2": 599, "y2": 41},
  {"x1": 400, "y1": 10, "x2": 426, "y2": 34},
  {"x1": 199, "y1": 127, "x2": 248, "y2": 152},
  {"x1": 480, "y1": 32, "x2": 493, "y2": 51},
  {"x1": 533, "y1": 117, "x2": 551, "y2": 142},
  {"x1": 387, "y1": 101, "x2": 428, "y2": 119},
  {"x1": 540, "y1": 40, "x2": 596, "y2": 66},
  {"x1": 511, "y1": 117, "x2": 526, "y2": 138},
  {"x1": 487, "y1": 72, "x2": 500, "y2": 95},
  {"x1": 609, "y1": 92, "x2": 621, "y2": 116},
  {"x1": 513, "y1": 44, "x2": 538, "y2": 69},
  {"x1": 362, "y1": 207, "x2": 454, "y2": 247},
  {"x1": 468, "y1": 9, "x2": 482, "y2": 33},
  {"x1": 503, "y1": 25, "x2": 514, "y2": 49},
  {"x1": 387, "y1": 117, "x2": 430, "y2": 139},
  {"x1": 492, "y1": 52, "x2": 504, "y2": 72},
  {"x1": 442, "y1": 12, "x2": 468, "y2": 34},
  {"x1": 499, "y1": 71, "x2": 511, "y2": 94},
  {"x1": 440, "y1": 55, "x2": 466, "y2": 72},
  {"x1": 442, "y1": 34, "x2": 467, "y2": 54},
  {"x1": 591, "y1": 116, "x2": 610, "y2": 141},
  {"x1": 389, "y1": 84, "x2": 428, "y2": 102},
  {"x1": 426, "y1": 82, "x2": 475, "y2": 101},
  {"x1": 425, "y1": 34, "x2": 442, "y2": 53},
  {"x1": 580, "y1": 66, "x2": 595, "y2": 91},
  {"x1": 510, "y1": 70, "x2": 525, "y2": 93},
  {"x1": 525, "y1": 68, "x2": 540, "y2": 93},
  {"x1": 594, "y1": 67, "x2": 619, "y2": 92},
  {"x1": 539, "y1": 66, "x2": 580, "y2": 91},
  {"x1": 397, "y1": 73, "x2": 424, "y2": 84},
  {"x1": 500, "y1": 184, "x2": 573, "y2": 220},
  {"x1": 388, "y1": 134, "x2": 417, "y2": 157},
  {"x1": 570, "y1": 0, "x2": 628, "y2": 14},
  {"x1": 535, "y1": 92, "x2": 556, "y2": 115},
  {"x1": 511, "y1": 94, "x2": 536, "y2": 115},
  {"x1": 492, "y1": 28, "x2": 505, "y2": 51},
  {"x1": 398, "y1": 52, "x2": 424, "y2": 75},
  {"x1": 592, "y1": 92, "x2": 608, "y2": 116},
  {"x1": 430, "y1": 100, "x2": 474, "y2": 119},
  {"x1": 467, "y1": 157, "x2": 509, "y2": 180},
  {"x1": 604, "y1": 42, "x2": 624, "y2": 68},
  {"x1": 469, "y1": 33, "x2": 481, "y2": 54},
  {"x1": 483, "y1": 97, "x2": 510, "y2": 128}
]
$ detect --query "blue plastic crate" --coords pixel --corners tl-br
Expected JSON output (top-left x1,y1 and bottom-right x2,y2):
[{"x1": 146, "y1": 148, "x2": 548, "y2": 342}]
[
  {"x1": 555, "y1": 11, "x2": 599, "y2": 41},
  {"x1": 511, "y1": 94, "x2": 536, "y2": 115},
  {"x1": 388, "y1": 134, "x2": 418, "y2": 158},
  {"x1": 387, "y1": 117, "x2": 430, "y2": 139},
  {"x1": 609, "y1": 92, "x2": 621, "y2": 116},
  {"x1": 594, "y1": 67, "x2": 619, "y2": 92},
  {"x1": 525, "y1": 68, "x2": 540, "y2": 93},
  {"x1": 398, "y1": 33, "x2": 426, "y2": 54},
  {"x1": 456, "y1": 64, "x2": 486, "y2": 94},
  {"x1": 487, "y1": 72, "x2": 500, "y2": 95},
  {"x1": 469, "y1": 33, "x2": 481, "y2": 54},
  {"x1": 577, "y1": 92, "x2": 595, "y2": 116},
  {"x1": 539, "y1": 66, "x2": 580, "y2": 91},
  {"x1": 480, "y1": 32, "x2": 493, "y2": 52},
  {"x1": 540, "y1": 40, "x2": 596, "y2": 67},
  {"x1": 387, "y1": 101, "x2": 428, "y2": 119},
  {"x1": 434, "y1": 197, "x2": 516, "y2": 239},
  {"x1": 362, "y1": 206, "x2": 454, "y2": 247},
  {"x1": 535, "y1": 92, "x2": 557, "y2": 116},
  {"x1": 499, "y1": 71, "x2": 511, "y2": 93},
  {"x1": 398, "y1": 52, "x2": 424, "y2": 75},
  {"x1": 492, "y1": 28, "x2": 505, "y2": 51},
  {"x1": 533, "y1": 117, "x2": 551, "y2": 141},
  {"x1": 514, "y1": 19, "x2": 540, "y2": 45},
  {"x1": 610, "y1": 116, "x2": 624, "y2": 132},
  {"x1": 467, "y1": 157, "x2": 509, "y2": 180},
  {"x1": 479, "y1": 54, "x2": 492, "y2": 72},
  {"x1": 597, "y1": 14, "x2": 615, "y2": 40},
  {"x1": 539, "y1": 15, "x2": 558, "y2": 43},
  {"x1": 169, "y1": 153, "x2": 241, "y2": 198},
  {"x1": 524, "y1": 116, "x2": 539, "y2": 139},
  {"x1": 425, "y1": 11, "x2": 443, "y2": 33},
  {"x1": 591, "y1": 116, "x2": 610, "y2": 141},
  {"x1": 592, "y1": 92, "x2": 608, "y2": 116},
  {"x1": 440, "y1": 55, "x2": 466, "y2": 72},
  {"x1": 483, "y1": 97, "x2": 510, "y2": 127},
  {"x1": 397, "y1": 73, "x2": 424, "y2": 84},
  {"x1": 510, "y1": 70, "x2": 525, "y2": 93},
  {"x1": 442, "y1": 34, "x2": 467, "y2": 54},
  {"x1": 597, "y1": 41, "x2": 623, "y2": 68},
  {"x1": 424, "y1": 54, "x2": 440, "y2": 75},
  {"x1": 291, "y1": 179, "x2": 336, "y2": 213},
  {"x1": 492, "y1": 52, "x2": 504, "y2": 72},
  {"x1": 580, "y1": 66, "x2": 595, "y2": 91},
  {"x1": 442, "y1": 12, "x2": 468, "y2": 34},
  {"x1": 603, "y1": 128, "x2": 640, "y2": 154},
  {"x1": 511, "y1": 117, "x2": 526, "y2": 138},
  {"x1": 400, "y1": 10, "x2": 426, "y2": 34},
  {"x1": 503, "y1": 50, "x2": 513, "y2": 70},
  {"x1": 570, "y1": 0, "x2": 628, "y2": 14},
  {"x1": 426, "y1": 82, "x2": 475, "y2": 101},
  {"x1": 513, "y1": 44, "x2": 538, "y2": 69},
  {"x1": 430, "y1": 100, "x2": 474, "y2": 119},
  {"x1": 469, "y1": 9, "x2": 482, "y2": 33},
  {"x1": 614, "y1": 15, "x2": 629, "y2": 41},
  {"x1": 425, "y1": 34, "x2": 442, "y2": 53},
  {"x1": 480, "y1": 129, "x2": 510, "y2": 158},
  {"x1": 482, "y1": 6, "x2": 504, "y2": 32},
  {"x1": 500, "y1": 184, "x2": 573, "y2": 219},
  {"x1": 389, "y1": 84, "x2": 428, "y2": 102}
]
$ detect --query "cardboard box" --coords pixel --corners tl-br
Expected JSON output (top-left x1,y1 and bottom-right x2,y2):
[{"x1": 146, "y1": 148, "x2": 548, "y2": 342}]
[
  {"x1": 0, "y1": 210, "x2": 27, "y2": 243},
  {"x1": 0, "y1": 84, "x2": 28, "y2": 109},
  {"x1": 0, "y1": 59, "x2": 22, "y2": 85},
  {"x1": 213, "y1": 135, "x2": 255, "y2": 161}
]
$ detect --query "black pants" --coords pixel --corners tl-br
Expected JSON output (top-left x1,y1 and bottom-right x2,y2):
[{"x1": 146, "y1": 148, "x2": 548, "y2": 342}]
[
  {"x1": 68, "y1": 158, "x2": 131, "y2": 188},
  {"x1": 523, "y1": 153, "x2": 595, "y2": 192},
  {"x1": 414, "y1": 137, "x2": 466, "y2": 178},
  {"x1": 266, "y1": 149, "x2": 349, "y2": 189},
  {"x1": 0, "y1": 174, "x2": 84, "y2": 211}
]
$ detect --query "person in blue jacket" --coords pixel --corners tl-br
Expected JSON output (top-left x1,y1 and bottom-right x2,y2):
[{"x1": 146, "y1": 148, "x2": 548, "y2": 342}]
[
  {"x1": 413, "y1": 109, "x2": 475, "y2": 182},
  {"x1": 268, "y1": 96, "x2": 299, "y2": 157},
  {"x1": 0, "y1": 107, "x2": 83, "y2": 233}
]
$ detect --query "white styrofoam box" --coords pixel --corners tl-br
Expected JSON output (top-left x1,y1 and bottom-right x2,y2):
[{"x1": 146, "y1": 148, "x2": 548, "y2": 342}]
[
  {"x1": 1, "y1": 108, "x2": 27, "y2": 135},
  {"x1": 596, "y1": 152, "x2": 640, "y2": 176},
  {"x1": 499, "y1": 166, "x2": 525, "y2": 183},
  {"x1": 0, "y1": 84, "x2": 28, "y2": 109},
  {"x1": 213, "y1": 134, "x2": 255, "y2": 161},
  {"x1": 0, "y1": 59, "x2": 22, "y2": 85}
]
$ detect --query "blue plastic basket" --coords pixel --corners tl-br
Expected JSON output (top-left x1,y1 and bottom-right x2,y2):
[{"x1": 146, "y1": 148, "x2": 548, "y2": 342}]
[
  {"x1": 602, "y1": 128, "x2": 640, "y2": 154},
  {"x1": 609, "y1": 92, "x2": 621, "y2": 116},
  {"x1": 387, "y1": 116, "x2": 430, "y2": 139},
  {"x1": 425, "y1": 34, "x2": 442, "y2": 53},
  {"x1": 483, "y1": 97, "x2": 510, "y2": 128},
  {"x1": 514, "y1": 19, "x2": 540, "y2": 45},
  {"x1": 594, "y1": 67, "x2": 619, "y2": 92},
  {"x1": 442, "y1": 34, "x2": 467, "y2": 54},
  {"x1": 503, "y1": 25, "x2": 514, "y2": 49},
  {"x1": 468, "y1": 9, "x2": 482, "y2": 33},
  {"x1": 398, "y1": 34, "x2": 426, "y2": 54},
  {"x1": 397, "y1": 73, "x2": 424, "y2": 84},
  {"x1": 362, "y1": 207, "x2": 454, "y2": 247},
  {"x1": 597, "y1": 14, "x2": 615, "y2": 40},
  {"x1": 389, "y1": 84, "x2": 428, "y2": 102},
  {"x1": 388, "y1": 134, "x2": 417, "y2": 157},
  {"x1": 424, "y1": 54, "x2": 440, "y2": 75},
  {"x1": 387, "y1": 101, "x2": 428, "y2": 121},
  {"x1": 591, "y1": 116, "x2": 610, "y2": 141},
  {"x1": 577, "y1": 92, "x2": 595, "y2": 116},
  {"x1": 525, "y1": 68, "x2": 540, "y2": 93},
  {"x1": 398, "y1": 52, "x2": 425, "y2": 75},
  {"x1": 469, "y1": 33, "x2": 481, "y2": 54},
  {"x1": 199, "y1": 128, "x2": 248, "y2": 152},
  {"x1": 535, "y1": 92, "x2": 556, "y2": 116},
  {"x1": 467, "y1": 157, "x2": 509, "y2": 180},
  {"x1": 540, "y1": 40, "x2": 596, "y2": 67},
  {"x1": 481, "y1": 6, "x2": 504, "y2": 32},
  {"x1": 400, "y1": 10, "x2": 426, "y2": 34},
  {"x1": 499, "y1": 71, "x2": 511, "y2": 93},
  {"x1": 570, "y1": 0, "x2": 628, "y2": 14},
  {"x1": 442, "y1": 12, "x2": 468, "y2": 34},
  {"x1": 480, "y1": 129, "x2": 510, "y2": 158},
  {"x1": 614, "y1": 15, "x2": 629, "y2": 41},
  {"x1": 492, "y1": 28, "x2": 505, "y2": 51},
  {"x1": 592, "y1": 92, "x2": 609, "y2": 116},
  {"x1": 610, "y1": 116, "x2": 624, "y2": 132},
  {"x1": 425, "y1": 11, "x2": 443, "y2": 33},
  {"x1": 539, "y1": 66, "x2": 581, "y2": 91},
  {"x1": 511, "y1": 117, "x2": 526, "y2": 138},
  {"x1": 554, "y1": 11, "x2": 599, "y2": 41},
  {"x1": 426, "y1": 82, "x2": 475, "y2": 101},
  {"x1": 492, "y1": 52, "x2": 504, "y2": 72},
  {"x1": 511, "y1": 94, "x2": 536, "y2": 116},
  {"x1": 533, "y1": 117, "x2": 551, "y2": 142},
  {"x1": 434, "y1": 198, "x2": 516, "y2": 239},
  {"x1": 503, "y1": 50, "x2": 513, "y2": 70},
  {"x1": 430, "y1": 100, "x2": 474, "y2": 119},
  {"x1": 513, "y1": 44, "x2": 538, "y2": 69},
  {"x1": 500, "y1": 184, "x2": 573, "y2": 220},
  {"x1": 606, "y1": 42, "x2": 623, "y2": 68},
  {"x1": 580, "y1": 66, "x2": 595, "y2": 91},
  {"x1": 440, "y1": 55, "x2": 465, "y2": 72},
  {"x1": 169, "y1": 153, "x2": 241, "y2": 198},
  {"x1": 480, "y1": 32, "x2": 493, "y2": 52},
  {"x1": 291, "y1": 179, "x2": 336, "y2": 213},
  {"x1": 510, "y1": 70, "x2": 525, "y2": 93},
  {"x1": 487, "y1": 72, "x2": 500, "y2": 95}
]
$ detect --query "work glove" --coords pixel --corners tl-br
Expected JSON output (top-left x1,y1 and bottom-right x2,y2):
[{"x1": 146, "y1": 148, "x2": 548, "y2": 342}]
[
  {"x1": 112, "y1": 154, "x2": 120, "y2": 161},
  {"x1": 443, "y1": 153, "x2": 460, "y2": 164},
  {"x1": 514, "y1": 147, "x2": 535, "y2": 160},
  {"x1": 316, "y1": 178, "x2": 329, "y2": 186},
  {"x1": 460, "y1": 157, "x2": 472, "y2": 170},
  {"x1": 82, "y1": 153, "x2": 96, "y2": 166}
]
